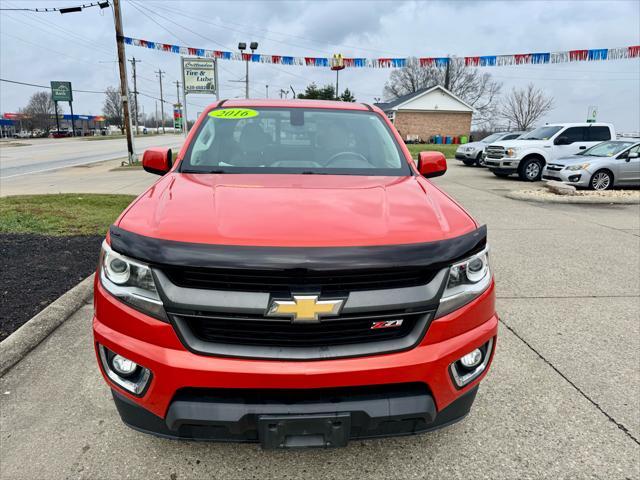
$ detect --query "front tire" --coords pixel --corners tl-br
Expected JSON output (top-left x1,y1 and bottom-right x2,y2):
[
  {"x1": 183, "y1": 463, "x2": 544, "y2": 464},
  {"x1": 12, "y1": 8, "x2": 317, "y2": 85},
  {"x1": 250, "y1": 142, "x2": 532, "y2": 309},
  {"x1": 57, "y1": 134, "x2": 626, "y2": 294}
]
[
  {"x1": 590, "y1": 170, "x2": 613, "y2": 190},
  {"x1": 462, "y1": 158, "x2": 476, "y2": 166},
  {"x1": 519, "y1": 158, "x2": 543, "y2": 181}
]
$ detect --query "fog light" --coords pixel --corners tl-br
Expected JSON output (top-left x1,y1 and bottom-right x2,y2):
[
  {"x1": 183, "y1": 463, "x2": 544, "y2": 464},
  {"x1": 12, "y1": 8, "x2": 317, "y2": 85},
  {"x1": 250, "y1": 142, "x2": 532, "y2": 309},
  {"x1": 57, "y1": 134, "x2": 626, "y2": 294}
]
[
  {"x1": 568, "y1": 175, "x2": 581, "y2": 182},
  {"x1": 459, "y1": 349, "x2": 482, "y2": 368},
  {"x1": 98, "y1": 345, "x2": 152, "y2": 396},
  {"x1": 450, "y1": 338, "x2": 494, "y2": 389},
  {"x1": 111, "y1": 354, "x2": 137, "y2": 376}
]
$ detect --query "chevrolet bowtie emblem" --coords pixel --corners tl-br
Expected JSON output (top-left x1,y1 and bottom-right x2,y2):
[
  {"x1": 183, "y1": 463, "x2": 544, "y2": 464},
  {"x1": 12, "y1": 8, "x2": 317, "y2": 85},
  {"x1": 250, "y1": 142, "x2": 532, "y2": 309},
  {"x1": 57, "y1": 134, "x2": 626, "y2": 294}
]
[{"x1": 267, "y1": 295, "x2": 345, "y2": 323}]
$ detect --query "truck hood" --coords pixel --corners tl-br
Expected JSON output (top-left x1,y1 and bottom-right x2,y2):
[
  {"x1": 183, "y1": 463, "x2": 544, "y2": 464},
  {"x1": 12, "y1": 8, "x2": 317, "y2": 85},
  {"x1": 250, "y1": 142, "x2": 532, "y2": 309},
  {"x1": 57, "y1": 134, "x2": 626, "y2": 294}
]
[
  {"x1": 490, "y1": 139, "x2": 547, "y2": 149},
  {"x1": 116, "y1": 173, "x2": 477, "y2": 247},
  {"x1": 457, "y1": 141, "x2": 486, "y2": 150}
]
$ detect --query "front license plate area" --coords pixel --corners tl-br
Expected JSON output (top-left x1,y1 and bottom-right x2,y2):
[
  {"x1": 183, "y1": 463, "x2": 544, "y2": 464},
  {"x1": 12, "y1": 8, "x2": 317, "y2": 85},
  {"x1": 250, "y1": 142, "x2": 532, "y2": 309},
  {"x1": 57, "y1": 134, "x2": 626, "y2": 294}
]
[{"x1": 258, "y1": 413, "x2": 351, "y2": 449}]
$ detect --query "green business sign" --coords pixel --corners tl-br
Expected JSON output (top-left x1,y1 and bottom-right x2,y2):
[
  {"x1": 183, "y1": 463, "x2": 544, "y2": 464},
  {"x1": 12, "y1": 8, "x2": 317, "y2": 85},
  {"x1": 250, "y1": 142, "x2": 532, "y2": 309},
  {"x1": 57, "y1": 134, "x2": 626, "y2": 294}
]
[{"x1": 51, "y1": 81, "x2": 73, "y2": 102}]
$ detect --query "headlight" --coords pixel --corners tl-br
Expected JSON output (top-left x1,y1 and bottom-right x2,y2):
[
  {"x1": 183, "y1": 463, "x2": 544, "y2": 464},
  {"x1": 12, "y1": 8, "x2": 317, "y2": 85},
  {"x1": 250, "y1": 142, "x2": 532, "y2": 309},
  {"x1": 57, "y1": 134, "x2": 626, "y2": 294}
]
[
  {"x1": 466, "y1": 147, "x2": 475, "y2": 152},
  {"x1": 436, "y1": 246, "x2": 492, "y2": 318},
  {"x1": 505, "y1": 148, "x2": 519, "y2": 158},
  {"x1": 99, "y1": 241, "x2": 167, "y2": 321},
  {"x1": 565, "y1": 163, "x2": 590, "y2": 171}
]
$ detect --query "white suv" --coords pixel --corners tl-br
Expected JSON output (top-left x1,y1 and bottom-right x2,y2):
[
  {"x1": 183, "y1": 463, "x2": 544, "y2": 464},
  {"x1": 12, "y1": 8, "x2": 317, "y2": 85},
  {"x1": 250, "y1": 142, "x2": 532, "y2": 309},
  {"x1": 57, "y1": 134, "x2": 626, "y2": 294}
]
[{"x1": 484, "y1": 123, "x2": 616, "y2": 181}]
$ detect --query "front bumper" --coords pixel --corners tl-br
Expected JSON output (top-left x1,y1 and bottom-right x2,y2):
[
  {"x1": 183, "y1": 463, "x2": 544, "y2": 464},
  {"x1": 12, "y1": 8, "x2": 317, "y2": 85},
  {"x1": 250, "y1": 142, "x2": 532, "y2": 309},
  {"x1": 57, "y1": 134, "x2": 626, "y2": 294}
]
[
  {"x1": 485, "y1": 158, "x2": 520, "y2": 171},
  {"x1": 455, "y1": 150, "x2": 478, "y2": 160},
  {"x1": 542, "y1": 168, "x2": 590, "y2": 187},
  {"x1": 111, "y1": 383, "x2": 480, "y2": 446},
  {"x1": 94, "y1": 277, "x2": 497, "y2": 445}
]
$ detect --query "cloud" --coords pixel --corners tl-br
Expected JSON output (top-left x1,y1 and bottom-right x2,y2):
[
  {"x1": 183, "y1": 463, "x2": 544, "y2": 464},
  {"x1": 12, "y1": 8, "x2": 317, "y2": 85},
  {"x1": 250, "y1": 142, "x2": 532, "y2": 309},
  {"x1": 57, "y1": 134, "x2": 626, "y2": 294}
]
[{"x1": 1, "y1": 0, "x2": 638, "y2": 131}]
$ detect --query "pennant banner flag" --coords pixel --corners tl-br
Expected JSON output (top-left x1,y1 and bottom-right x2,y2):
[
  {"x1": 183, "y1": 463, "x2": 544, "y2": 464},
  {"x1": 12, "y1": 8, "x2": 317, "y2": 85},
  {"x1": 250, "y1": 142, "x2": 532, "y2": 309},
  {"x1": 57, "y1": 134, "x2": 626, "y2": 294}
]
[{"x1": 122, "y1": 37, "x2": 640, "y2": 69}]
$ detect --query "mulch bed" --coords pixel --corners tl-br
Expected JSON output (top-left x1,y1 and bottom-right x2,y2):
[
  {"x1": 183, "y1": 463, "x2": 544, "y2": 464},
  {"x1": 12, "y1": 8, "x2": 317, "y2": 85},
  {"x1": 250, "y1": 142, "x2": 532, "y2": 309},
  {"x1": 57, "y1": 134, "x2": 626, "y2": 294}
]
[{"x1": 0, "y1": 234, "x2": 103, "y2": 341}]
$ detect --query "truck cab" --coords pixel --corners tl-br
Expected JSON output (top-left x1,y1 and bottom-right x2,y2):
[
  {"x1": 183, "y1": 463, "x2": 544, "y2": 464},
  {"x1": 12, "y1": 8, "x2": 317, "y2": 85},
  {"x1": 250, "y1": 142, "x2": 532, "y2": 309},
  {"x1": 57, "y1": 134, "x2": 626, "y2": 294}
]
[{"x1": 484, "y1": 123, "x2": 615, "y2": 181}]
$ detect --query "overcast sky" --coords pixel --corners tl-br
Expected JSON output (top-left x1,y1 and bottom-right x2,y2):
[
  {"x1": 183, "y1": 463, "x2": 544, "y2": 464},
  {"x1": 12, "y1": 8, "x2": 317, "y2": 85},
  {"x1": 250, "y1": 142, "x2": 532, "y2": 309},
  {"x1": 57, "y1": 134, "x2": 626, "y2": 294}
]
[{"x1": 1, "y1": 0, "x2": 639, "y2": 131}]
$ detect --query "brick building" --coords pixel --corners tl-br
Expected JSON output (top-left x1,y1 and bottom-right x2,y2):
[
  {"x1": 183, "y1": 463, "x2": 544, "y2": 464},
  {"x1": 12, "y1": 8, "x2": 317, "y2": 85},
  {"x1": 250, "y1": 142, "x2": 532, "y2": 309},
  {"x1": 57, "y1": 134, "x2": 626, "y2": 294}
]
[{"x1": 375, "y1": 85, "x2": 473, "y2": 142}]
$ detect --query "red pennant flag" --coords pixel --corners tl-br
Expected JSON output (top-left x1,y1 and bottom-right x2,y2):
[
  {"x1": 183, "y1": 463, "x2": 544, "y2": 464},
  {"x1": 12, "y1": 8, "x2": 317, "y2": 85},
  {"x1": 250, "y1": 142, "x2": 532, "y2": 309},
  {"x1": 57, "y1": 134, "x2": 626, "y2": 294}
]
[{"x1": 569, "y1": 50, "x2": 588, "y2": 61}]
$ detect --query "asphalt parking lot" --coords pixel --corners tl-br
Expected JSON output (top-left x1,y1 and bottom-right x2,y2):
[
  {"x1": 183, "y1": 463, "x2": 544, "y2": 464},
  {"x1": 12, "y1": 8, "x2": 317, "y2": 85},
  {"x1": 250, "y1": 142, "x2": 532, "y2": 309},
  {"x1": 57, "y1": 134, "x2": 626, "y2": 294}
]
[{"x1": 1, "y1": 163, "x2": 639, "y2": 479}]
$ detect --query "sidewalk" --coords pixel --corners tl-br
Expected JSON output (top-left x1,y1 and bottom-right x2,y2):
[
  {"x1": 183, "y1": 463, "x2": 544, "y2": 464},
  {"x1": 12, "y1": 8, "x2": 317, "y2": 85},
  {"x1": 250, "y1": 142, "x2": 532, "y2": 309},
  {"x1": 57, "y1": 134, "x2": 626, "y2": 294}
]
[{"x1": 0, "y1": 159, "x2": 155, "y2": 197}]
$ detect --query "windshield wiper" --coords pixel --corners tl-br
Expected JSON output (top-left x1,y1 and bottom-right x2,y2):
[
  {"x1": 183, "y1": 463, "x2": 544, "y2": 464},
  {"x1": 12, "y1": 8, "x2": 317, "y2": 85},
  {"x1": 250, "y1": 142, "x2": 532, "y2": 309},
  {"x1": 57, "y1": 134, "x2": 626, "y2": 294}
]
[{"x1": 181, "y1": 169, "x2": 227, "y2": 174}]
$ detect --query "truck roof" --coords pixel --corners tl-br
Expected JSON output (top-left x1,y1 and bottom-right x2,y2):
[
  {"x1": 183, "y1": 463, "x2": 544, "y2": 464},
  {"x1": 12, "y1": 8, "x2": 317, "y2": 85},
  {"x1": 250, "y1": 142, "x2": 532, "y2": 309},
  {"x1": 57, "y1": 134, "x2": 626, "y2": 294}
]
[
  {"x1": 543, "y1": 122, "x2": 614, "y2": 128},
  {"x1": 204, "y1": 98, "x2": 377, "y2": 112}
]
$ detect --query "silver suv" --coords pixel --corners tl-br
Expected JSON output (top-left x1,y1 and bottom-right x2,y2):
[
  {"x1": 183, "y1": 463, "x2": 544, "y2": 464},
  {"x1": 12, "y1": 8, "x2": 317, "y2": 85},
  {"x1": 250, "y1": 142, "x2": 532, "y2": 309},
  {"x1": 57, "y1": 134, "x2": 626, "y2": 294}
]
[{"x1": 455, "y1": 132, "x2": 525, "y2": 167}]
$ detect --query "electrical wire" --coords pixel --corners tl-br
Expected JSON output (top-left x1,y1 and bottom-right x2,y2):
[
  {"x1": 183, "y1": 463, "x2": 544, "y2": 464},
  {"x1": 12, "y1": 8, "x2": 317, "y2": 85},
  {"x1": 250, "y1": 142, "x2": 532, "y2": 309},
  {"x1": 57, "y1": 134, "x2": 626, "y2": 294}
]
[
  {"x1": 0, "y1": 1, "x2": 109, "y2": 13},
  {"x1": 145, "y1": 0, "x2": 406, "y2": 57},
  {"x1": 1, "y1": 4, "x2": 115, "y2": 56}
]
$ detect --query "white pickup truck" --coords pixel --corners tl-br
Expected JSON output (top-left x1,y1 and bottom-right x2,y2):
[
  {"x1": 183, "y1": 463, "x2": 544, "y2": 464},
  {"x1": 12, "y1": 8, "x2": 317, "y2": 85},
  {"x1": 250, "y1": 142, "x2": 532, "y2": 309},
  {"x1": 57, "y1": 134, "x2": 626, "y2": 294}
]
[{"x1": 484, "y1": 123, "x2": 616, "y2": 181}]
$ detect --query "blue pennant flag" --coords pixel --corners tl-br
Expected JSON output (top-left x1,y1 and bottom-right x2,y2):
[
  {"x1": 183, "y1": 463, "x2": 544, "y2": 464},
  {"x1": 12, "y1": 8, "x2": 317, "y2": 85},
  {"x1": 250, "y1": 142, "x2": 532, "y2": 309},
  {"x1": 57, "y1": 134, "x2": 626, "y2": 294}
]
[{"x1": 531, "y1": 52, "x2": 550, "y2": 64}]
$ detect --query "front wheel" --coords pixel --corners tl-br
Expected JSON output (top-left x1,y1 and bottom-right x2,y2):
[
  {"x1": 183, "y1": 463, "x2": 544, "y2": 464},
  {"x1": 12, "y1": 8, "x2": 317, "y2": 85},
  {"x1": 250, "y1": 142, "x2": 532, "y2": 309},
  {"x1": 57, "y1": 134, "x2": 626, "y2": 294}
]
[
  {"x1": 519, "y1": 158, "x2": 543, "y2": 181},
  {"x1": 462, "y1": 158, "x2": 476, "y2": 166},
  {"x1": 590, "y1": 170, "x2": 613, "y2": 190}
]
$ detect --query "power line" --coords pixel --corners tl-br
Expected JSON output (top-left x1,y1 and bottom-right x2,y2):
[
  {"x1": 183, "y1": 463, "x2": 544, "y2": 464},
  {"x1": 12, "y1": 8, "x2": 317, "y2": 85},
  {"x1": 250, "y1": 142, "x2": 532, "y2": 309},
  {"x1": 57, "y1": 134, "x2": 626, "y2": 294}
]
[
  {"x1": 0, "y1": 31, "x2": 116, "y2": 70},
  {"x1": 146, "y1": 1, "x2": 406, "y2": 57},
  {"x1": 0, "y1": 1, "x2": 110, "y2": 13},
  {"x1": 2, "y1": 6, "x2": 115, "y2": 56},
  {"x1": 0, "y1": 78, "x2": 177, "y2": 105}
]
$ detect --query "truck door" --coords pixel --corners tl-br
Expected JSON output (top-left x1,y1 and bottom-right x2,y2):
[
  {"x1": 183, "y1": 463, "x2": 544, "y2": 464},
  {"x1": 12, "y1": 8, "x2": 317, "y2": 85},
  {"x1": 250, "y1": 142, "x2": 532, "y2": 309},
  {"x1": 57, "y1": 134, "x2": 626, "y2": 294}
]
[
  {"x1": 553, "y1": 127, "x2": 589, "y2": 159},
  {"x1": 586, "y1": 125, "x2": 613, "y2": 147},
  {"x1": 617, "y1": 145, "x2": 640, "y2": 185}
]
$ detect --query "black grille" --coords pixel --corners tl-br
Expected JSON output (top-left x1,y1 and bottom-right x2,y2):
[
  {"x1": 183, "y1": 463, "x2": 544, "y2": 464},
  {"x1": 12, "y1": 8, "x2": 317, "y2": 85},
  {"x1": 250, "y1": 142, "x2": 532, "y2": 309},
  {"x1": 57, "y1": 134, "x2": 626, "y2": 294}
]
[
  {"x1": 162, "y1": 266, "x2": 436, "y2": 294},
  {"x1": 174, "y1": 310, "x2": 430, "y2": 348}
]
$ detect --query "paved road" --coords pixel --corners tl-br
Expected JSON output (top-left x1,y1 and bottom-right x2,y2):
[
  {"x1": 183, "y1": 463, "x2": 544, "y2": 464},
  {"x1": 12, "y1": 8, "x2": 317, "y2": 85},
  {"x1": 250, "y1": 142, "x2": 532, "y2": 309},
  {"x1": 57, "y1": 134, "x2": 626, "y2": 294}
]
[
  {"x1": 0, "y1": 135, "x2": 183, "y2": 179},
  {"x1": 1, "y1": 164, "x2": 639, "y2": 479}
]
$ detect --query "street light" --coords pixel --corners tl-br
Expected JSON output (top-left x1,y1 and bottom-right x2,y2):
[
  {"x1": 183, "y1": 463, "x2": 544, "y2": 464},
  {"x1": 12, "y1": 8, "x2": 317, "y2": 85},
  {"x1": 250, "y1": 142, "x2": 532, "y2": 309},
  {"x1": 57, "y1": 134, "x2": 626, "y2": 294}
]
[{"x1": 239, "y1": 41, "x2": 258, "y2": 99}]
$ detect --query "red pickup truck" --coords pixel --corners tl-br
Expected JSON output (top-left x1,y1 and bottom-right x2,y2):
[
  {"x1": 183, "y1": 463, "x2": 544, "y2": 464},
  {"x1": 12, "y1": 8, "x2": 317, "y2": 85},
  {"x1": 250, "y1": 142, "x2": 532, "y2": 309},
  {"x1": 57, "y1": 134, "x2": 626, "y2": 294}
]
[{"x1": 94, "y1": 99, "x2": 497, "y2": 449}]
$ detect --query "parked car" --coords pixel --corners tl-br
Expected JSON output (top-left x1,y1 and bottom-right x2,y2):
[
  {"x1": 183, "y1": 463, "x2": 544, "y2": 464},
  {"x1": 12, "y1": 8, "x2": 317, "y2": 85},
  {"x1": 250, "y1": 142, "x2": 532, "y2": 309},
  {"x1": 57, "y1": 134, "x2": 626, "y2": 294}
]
[
  {"x1": 484, "y1": 123, "x2": 616, "y2": 181},
  {"x1": 94, "y1": 100, "x2": 497, "y2": 449},
  {"x1": 13, "y1": 130, "x2": 31, "y2": 139},
  {"x1": 455, "y1": 132, "x2": 526, "y2": 166},
  {"x1": 542, "y1": 139, "x2": 640, "y2": 190},
  {"x1": 51, "y1": 129, "x2": 72, "y2": 138}
]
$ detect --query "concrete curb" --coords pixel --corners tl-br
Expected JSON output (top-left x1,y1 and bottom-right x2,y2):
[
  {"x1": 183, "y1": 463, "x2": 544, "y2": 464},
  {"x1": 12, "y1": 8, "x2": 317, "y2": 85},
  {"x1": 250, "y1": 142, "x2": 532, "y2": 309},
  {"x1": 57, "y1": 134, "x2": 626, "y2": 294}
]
[
  {"x1": 506, "y1": 190, "x2": 640, "y2": 205},
  {"x1": 0, "y1": 274, "x2": 94, "y2": 377}
]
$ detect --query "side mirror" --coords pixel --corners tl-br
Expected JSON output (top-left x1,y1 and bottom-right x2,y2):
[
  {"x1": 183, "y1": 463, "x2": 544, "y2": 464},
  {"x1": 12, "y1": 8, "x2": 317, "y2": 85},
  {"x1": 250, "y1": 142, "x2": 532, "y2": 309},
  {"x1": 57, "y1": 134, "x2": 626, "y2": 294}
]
[
  {"x1": 417, "y1": 151, "x2": 447, "y2": 178},
  {"x1": 142, "y1": 148, "x2": 172, "y2": 175},
  {"x1": 628, "y1": 152, "x2": 639, "y2": 159},
  {"x1": 554, "y1": 136, "x2": 569, "y2": 145}
]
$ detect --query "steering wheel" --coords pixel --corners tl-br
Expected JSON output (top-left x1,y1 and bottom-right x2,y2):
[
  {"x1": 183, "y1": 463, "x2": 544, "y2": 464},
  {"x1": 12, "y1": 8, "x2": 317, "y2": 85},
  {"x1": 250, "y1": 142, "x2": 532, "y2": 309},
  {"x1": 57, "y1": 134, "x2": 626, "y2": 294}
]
[{"x1": 325, "y1": 151, "x2": 371, "y2": 168}]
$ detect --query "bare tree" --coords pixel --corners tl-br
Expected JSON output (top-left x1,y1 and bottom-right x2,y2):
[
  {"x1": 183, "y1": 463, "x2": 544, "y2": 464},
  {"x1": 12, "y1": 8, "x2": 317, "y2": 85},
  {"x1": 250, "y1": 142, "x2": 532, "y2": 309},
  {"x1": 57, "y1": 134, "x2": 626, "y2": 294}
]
[
  {"x1": 499, "y1": 83, "x2": 554, "y2": 130},
  {"x1": 22, "y1": 91, "x2": 56, "y2": 133},
  {"x1": 383, "y1": 58, "x2": 502, "y2": 127},
  {"x1": 103, "y1": 86, "x2": 126, "y2": 134}
]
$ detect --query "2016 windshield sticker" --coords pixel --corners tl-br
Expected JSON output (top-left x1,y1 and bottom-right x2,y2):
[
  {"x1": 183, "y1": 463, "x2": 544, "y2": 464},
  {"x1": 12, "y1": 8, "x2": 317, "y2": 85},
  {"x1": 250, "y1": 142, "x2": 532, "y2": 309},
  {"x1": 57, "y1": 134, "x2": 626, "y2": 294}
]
[{"x1": 209, "y1": 108, "x2": 259, "y2": 119}]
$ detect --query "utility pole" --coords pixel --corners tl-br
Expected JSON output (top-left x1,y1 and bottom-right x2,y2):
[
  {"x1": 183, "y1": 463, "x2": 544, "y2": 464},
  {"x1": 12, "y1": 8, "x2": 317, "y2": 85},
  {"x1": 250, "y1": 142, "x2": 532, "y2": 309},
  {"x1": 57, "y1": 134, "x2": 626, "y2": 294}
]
[
  {"x1": 174, "y1": 80, "x2": 181, "y2": 104},
  {"x1": 128, "y1": 57, "x2": 141, "y2": 135},
  {"x1": 444, "y1": 56, "x2": 451, "y2": 90},
  {"x1": 265, "y1": 84, "x2": 269, "y2": 99},
  {"x1": 112, "y1": 0, "x2": 135, "y2": 163},
  {"x1": 155, "y1": 69, "x2": 165, "y2": 134},
  {"x1": 175, "y1": 80, "x2": 186, "y2": 135}
]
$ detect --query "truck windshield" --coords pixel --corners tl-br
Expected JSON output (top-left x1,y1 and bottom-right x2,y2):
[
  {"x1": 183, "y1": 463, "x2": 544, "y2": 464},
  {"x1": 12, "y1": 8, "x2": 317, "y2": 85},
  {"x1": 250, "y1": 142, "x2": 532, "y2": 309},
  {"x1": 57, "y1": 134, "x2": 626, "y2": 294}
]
[
  {"x1": 481, "y1": 133, "x2": 503, "y2": 143},
  {"x1": 521, "y1": 126, "x2": 563, "y2": 140},
  {"x1": 181, "y1": 107, "x2": 411, "y2": 176}
]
